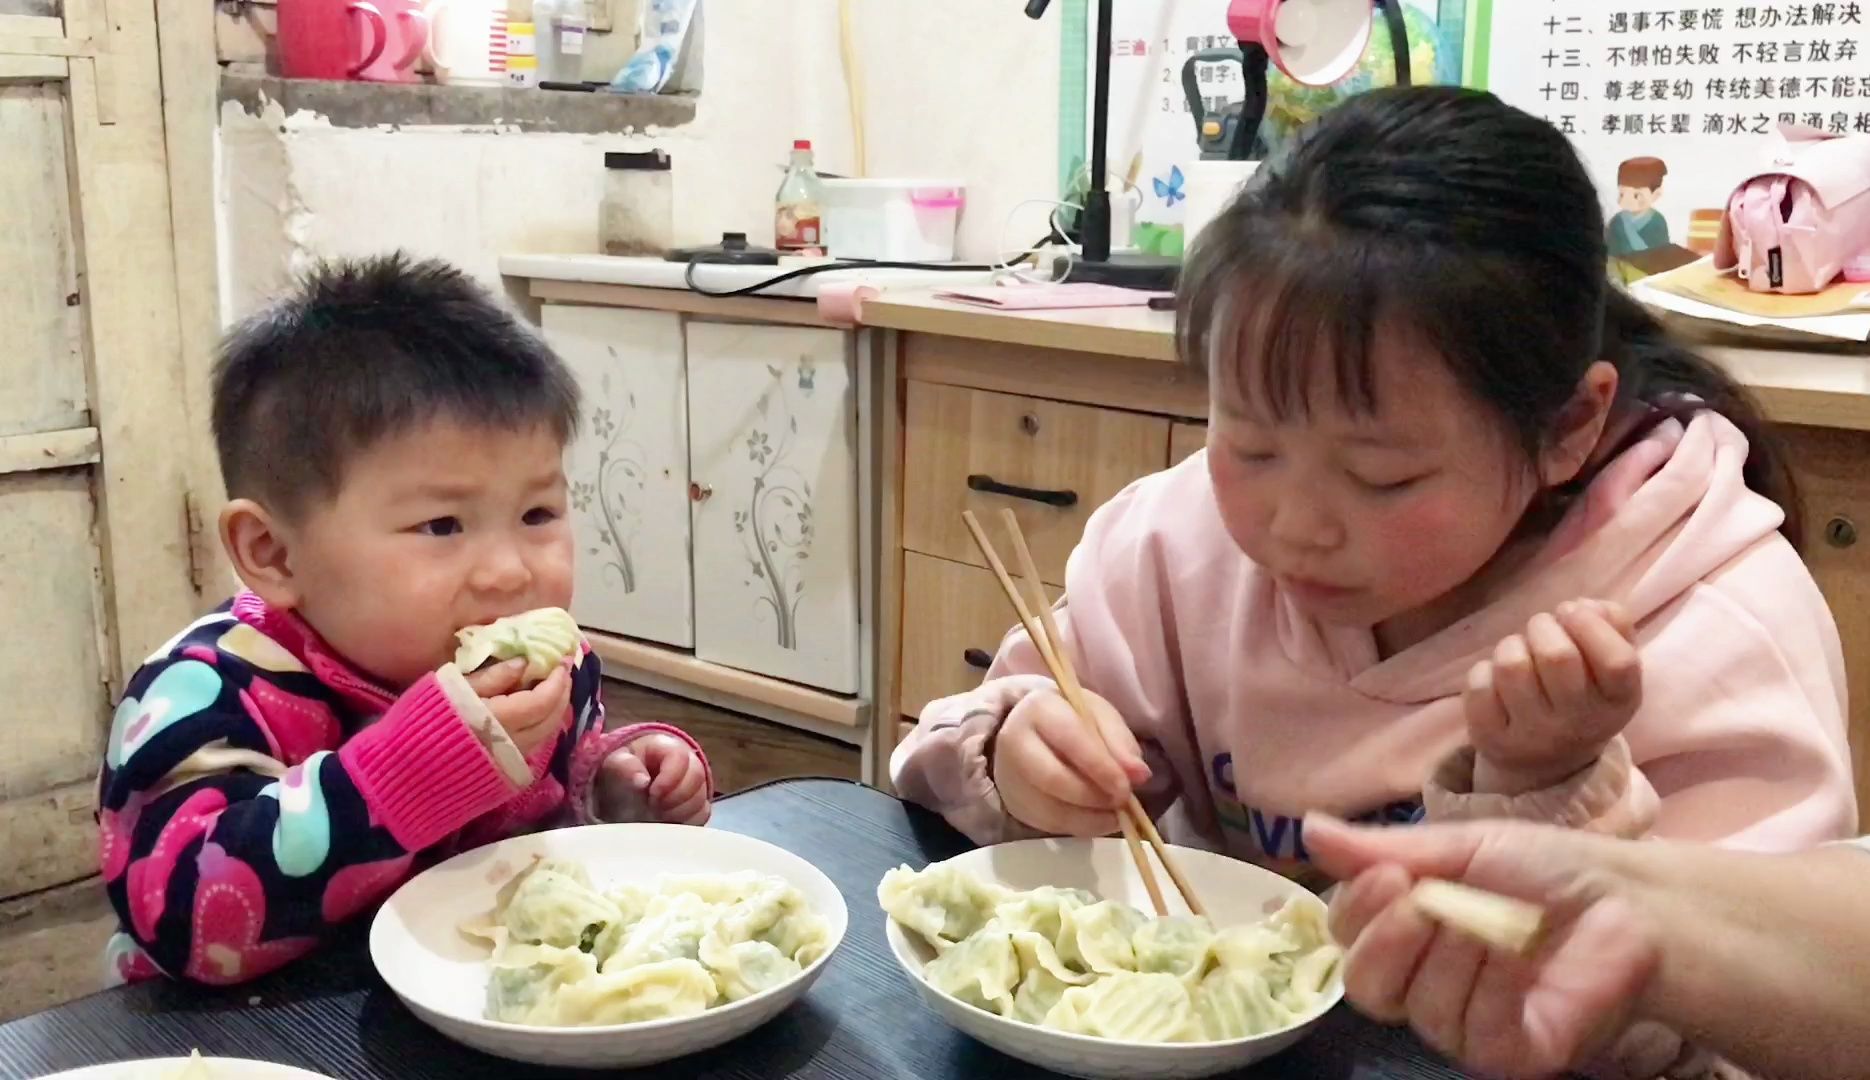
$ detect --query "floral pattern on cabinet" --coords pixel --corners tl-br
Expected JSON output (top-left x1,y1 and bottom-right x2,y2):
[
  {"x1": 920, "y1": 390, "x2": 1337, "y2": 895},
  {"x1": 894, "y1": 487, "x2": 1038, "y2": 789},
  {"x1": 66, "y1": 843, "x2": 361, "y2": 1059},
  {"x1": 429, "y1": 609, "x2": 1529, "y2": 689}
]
[
  {"x1": 541, "y1": 304, "x2": 695, "y2": 649},
  {"x1": 686, "y1": 322, "x2": 859, "y2": 694},
  {"x1": 572, "y1": 378, "x2": 651, "y2": 595},
  {"x1": 732, "y1": 358, "x2": 818, "y2": 651}
]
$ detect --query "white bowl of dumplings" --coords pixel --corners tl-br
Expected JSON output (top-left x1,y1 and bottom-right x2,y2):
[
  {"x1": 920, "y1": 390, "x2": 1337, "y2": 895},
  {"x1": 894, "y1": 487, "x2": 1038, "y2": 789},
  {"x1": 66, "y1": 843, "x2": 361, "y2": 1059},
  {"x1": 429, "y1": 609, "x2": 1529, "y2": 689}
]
[
  {"x1": 369, "y1": 823, "x2": 847, "y2": 1068},
  {"x1": 880, "y1": 839, "x2": 1344, "y2": 1080}
]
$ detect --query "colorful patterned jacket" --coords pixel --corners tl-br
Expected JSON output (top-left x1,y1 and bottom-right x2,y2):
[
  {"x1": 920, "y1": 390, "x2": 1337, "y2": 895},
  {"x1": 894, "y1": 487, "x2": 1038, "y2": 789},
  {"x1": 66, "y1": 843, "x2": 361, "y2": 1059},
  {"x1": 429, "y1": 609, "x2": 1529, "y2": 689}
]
[{"x1": 96, "y1": 591, "x2": 709, "y2": 986}]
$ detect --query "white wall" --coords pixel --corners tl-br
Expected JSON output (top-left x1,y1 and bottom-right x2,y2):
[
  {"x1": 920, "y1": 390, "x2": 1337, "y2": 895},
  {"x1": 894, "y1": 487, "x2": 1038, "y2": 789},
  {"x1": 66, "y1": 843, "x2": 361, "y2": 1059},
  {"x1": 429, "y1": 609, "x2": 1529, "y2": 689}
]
[{"x1": 218, "y1": 0, "x2": 1062, "y2": 316}]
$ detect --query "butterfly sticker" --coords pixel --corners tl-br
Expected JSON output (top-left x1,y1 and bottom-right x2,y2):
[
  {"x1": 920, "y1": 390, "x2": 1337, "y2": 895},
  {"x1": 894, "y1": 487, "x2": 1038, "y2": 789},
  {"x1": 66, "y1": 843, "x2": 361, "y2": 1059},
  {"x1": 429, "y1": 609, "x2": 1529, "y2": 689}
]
[{"x1": 1153, "y1": 165, "x2": 1187, "y2": 207}]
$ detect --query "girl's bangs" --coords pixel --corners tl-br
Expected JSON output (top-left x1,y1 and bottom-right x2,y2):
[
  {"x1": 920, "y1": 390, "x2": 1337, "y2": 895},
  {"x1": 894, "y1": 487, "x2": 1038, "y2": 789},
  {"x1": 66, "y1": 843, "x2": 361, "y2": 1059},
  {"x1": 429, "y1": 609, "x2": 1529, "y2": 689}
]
[{"x1": 1184, "y1": 226, "x2": 1389, "y2": 422}]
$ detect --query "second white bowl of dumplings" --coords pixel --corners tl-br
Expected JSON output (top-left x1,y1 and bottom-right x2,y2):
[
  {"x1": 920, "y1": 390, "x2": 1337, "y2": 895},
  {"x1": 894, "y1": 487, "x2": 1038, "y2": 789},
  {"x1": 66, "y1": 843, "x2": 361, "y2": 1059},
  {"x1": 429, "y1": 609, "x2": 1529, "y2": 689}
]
[
  {"x1": 369, "y1": 823, "x2": 847, "y2": 1068},
  {"x1": 882, "y1": 838, "x2": 1344, "y2": 1080}
]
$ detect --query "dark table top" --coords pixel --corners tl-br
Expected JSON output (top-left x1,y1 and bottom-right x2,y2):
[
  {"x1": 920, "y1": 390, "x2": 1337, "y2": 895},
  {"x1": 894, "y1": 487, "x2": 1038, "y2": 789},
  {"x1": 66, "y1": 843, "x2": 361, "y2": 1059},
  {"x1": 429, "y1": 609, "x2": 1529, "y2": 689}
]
[{"x1": 0, "y1": 779, "x2": 1464, "y2": 1079}]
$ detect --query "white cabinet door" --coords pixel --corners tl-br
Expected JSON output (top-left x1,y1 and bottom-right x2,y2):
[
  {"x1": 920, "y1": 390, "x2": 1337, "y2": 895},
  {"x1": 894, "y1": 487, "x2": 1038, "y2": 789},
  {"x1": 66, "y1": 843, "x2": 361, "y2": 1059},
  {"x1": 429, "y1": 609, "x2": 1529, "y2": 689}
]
[
  {"x1": 685, "y1": 322, "x2": 859, "y2": 693},
  {"x1": 543, "y1": 304, "x2": 694, "y2": 648}
]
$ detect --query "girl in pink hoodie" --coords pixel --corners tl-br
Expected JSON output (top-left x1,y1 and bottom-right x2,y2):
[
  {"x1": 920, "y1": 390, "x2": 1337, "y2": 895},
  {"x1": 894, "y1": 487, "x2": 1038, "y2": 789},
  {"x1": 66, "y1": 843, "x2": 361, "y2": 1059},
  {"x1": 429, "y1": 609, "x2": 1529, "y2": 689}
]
[{"x1": 895, "y1": 88, "x2": 1855, "y2": 887}]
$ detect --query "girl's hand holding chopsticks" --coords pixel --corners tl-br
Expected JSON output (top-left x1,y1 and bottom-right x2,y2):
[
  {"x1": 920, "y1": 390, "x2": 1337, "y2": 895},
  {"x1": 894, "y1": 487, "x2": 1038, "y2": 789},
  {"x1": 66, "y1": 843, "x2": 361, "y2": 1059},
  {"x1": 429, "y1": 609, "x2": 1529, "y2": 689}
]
[{"x1": 994, "y1": 685, "x2": 1153, "y2": 838}]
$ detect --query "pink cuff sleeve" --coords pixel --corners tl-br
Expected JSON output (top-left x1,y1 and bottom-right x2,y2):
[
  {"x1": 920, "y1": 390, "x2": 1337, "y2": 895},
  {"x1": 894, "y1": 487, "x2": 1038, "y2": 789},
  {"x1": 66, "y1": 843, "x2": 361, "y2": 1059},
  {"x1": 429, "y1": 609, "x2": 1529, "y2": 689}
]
[
  {"x1": 338, "y1": 672, "x2": 520, "y2": 852},
  {"x1": 891, "y1": 675, "x2": 1056, "y2": 845},
  {"x1": 1424, "y1": 736, "x2": 1660, "y2": 839},
  {"x1": 568, "y1": 722, "x2": 714, "y2": 825}
]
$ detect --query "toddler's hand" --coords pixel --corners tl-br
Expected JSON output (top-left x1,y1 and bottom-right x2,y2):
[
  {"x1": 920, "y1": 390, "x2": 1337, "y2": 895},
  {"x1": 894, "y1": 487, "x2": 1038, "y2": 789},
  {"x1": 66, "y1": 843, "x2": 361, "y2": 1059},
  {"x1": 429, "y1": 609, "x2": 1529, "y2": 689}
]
[
  {"x1": 1307, "y1": 814, "x2": 1661, "y2": 1079},
  {"x1": 1466, "y1": 600, "x2": 1641, "y2": 795},
  {"x1": 464, "y1": 657, "x2": 572, "y2": 759},
  {"x1": 598, "y1": 733, "x2": 711, "y2": 825},
  {"x1": 992, "y1": 685, "x2": 1150, "y2": 837}
]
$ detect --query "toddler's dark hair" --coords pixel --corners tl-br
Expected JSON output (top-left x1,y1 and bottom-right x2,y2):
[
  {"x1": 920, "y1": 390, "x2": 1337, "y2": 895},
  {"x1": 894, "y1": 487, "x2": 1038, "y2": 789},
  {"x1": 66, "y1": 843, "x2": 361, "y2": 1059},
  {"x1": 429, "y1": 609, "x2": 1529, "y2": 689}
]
[
  {"x1": 1177, "y1": 86, "x2": 1799, "y2": 549},
  {"x1": 212, "y1": 252, "x2": 580, "y2": 517}
]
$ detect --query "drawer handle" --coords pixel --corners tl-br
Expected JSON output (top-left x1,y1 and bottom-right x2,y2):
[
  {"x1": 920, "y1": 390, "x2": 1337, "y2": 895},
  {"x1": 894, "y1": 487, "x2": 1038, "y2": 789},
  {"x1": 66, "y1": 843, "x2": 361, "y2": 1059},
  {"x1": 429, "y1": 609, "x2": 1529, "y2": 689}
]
[
  {"x1": 1826, "y1": 516, "x2": 1858, "y2": 549},
  {"x1": 963, "y1": 648, "x2": 994, "y2": 670},
  {"x1": 967, "y1": 474, "x2": 1078, "y2": 508}
]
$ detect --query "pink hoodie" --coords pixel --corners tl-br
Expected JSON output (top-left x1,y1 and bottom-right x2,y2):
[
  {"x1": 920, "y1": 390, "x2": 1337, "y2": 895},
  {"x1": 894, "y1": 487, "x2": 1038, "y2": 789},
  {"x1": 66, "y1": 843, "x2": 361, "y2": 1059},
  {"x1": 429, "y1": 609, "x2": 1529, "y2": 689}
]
[{"x1": 894, "y1": 411, "x2": 1857, "y2": 870}]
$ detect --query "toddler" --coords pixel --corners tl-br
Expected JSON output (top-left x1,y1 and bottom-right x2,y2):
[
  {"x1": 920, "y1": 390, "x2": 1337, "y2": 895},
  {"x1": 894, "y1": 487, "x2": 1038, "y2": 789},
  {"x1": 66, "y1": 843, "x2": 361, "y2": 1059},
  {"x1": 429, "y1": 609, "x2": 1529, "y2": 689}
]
[{"x1": 98, "y1": 254, "x2": 712, "y2": 986}]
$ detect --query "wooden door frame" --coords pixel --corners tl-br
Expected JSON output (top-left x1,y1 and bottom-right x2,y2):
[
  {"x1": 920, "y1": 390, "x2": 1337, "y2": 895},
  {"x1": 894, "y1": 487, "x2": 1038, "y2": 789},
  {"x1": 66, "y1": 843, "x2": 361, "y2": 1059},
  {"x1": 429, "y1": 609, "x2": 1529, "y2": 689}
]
[
  {"x1": 1, "y1": 0, "x2": 211, "y2": 684},
  {"x1": 155, "y1": 0, "x2": 229, "y2": 598}
]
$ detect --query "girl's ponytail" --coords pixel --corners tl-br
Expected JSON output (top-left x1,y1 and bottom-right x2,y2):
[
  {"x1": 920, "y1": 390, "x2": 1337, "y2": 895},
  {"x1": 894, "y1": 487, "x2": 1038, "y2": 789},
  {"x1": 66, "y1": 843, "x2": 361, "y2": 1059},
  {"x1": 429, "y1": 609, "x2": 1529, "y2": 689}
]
[{"x1": 1602, "y1": 289, "x2": 1803, "y2": 551}]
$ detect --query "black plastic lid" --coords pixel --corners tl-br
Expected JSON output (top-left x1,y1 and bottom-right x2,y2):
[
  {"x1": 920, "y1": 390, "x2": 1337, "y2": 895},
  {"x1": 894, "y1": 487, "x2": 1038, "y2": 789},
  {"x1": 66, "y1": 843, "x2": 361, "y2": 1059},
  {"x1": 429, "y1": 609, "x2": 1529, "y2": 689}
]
[{"x1": 604, "y1": 150, "x2": 671, "y2": 170}]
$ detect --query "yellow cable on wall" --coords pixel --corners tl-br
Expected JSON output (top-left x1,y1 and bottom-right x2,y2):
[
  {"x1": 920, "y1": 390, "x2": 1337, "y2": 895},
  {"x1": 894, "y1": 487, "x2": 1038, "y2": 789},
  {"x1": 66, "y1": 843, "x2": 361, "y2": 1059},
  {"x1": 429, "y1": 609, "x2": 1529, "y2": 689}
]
[{"x1": 837, "y1": 0, "x2": 866, "y2": 177}]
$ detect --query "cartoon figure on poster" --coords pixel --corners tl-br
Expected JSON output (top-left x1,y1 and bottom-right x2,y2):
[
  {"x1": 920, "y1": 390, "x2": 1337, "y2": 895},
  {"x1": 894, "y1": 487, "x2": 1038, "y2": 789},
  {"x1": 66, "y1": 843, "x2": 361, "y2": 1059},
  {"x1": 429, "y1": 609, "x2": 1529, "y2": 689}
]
[{"x1": 1606, "y1": 156, "x2": 1671, "y2": 258}]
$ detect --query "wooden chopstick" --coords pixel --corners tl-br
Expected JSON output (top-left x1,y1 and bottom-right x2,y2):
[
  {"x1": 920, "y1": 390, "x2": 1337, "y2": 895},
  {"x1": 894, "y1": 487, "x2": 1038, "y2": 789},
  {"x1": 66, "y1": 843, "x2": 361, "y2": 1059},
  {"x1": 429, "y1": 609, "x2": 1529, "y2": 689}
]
[
  {"x1": 961, "y1": 509, "x2": 1206, "y2": 919},
  {"x1": 994, "y1": 513, "x2": 1171, "y2": 918},
  {"x1": 994, "y1": 510, "x2": 1206, "y2": 920},
  {"x1": 960, "y1": 512, "x2": 1165, "y2": 916}
]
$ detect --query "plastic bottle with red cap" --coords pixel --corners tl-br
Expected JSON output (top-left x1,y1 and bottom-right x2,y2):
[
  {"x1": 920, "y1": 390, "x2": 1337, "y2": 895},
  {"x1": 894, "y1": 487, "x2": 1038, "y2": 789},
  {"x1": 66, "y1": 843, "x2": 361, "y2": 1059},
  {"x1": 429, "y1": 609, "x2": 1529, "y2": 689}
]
[{"x1": 775, "y1": 139, "x2": 827, "y2": 256}]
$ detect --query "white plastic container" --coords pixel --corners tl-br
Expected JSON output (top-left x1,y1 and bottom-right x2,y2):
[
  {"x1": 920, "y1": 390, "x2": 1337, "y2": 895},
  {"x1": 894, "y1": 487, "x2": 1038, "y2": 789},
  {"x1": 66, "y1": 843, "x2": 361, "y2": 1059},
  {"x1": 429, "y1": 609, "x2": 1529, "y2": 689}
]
[{"x1": 820, "y1": 179, "x2": 965, "y2": 263}]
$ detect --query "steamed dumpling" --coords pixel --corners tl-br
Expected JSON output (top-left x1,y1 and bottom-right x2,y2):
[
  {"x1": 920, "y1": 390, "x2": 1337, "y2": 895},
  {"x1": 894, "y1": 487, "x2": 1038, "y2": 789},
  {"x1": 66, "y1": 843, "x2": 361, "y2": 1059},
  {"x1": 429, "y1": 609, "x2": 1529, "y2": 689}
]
[
  {"x1": 486, "y1": 942, "x2": 600, "y2": 1024},
  {"x1": 1192, "y1": 966, "x2": 1296, "y2": 1041},
  {"x1": 454, "y1": 606, "x2": 583, "y2": 684},
  {"x1": 1042, "y1": 972, "x2": 1196, "y2": 1042},
  {"x1": 923, "y1": 926, "x2": 1020, "y2": 1015},
  {"x1": 551, "y1": 958, "x2": 717, "y2": 1026},
  {"x1": 604, "y1": 891, "x2": 713, "y2": 969},
  {"x1": 993, "y1": 885, "x2": 1095, "y2": 942},
  {"x1": 1278, "y1": 942, "x2": 1343, "y2": 1015},
  {"x1": 878, "y1": 864, "x2": 1013, "y2": 952},
  {"x1": 701, "y1": 935, "x2": 803, "y2": 1003},
  {"x1": 1008, "y1": 930, "x2": 1093, "y2": 1024},
  {"x1": 1132, "y1": 915, "x2": 1215, "y2": 979},
  {"x1": 502, "y1": 864, "x2": 624, "y2": 953},
  {"x1": 1056, "y1": 901, "x2": 1147, "y2": 975}
]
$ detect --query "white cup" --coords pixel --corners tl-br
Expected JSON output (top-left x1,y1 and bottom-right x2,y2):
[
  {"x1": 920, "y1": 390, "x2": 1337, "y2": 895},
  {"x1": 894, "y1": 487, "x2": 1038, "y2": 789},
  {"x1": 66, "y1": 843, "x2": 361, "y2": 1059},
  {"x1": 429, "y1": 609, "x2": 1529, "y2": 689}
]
[
  {"x1": 423, "y1": 0, "x2": 508, "y2": 86},
  {"x1": 1184, "y1": 160, "x2": 1261, "y2": 252}
]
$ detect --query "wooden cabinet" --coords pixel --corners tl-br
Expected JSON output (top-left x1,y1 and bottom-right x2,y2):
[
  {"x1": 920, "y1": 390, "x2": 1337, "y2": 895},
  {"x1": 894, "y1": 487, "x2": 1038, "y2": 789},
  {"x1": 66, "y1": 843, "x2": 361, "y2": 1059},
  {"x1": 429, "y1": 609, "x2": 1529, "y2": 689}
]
[
  {"x1": 543, "y1": 308, "x2": 861, "y2": 696},
  {"x1": 687, "y1": 322, "x2": 861, "y2": 694},
  {"x1": 1783, "y1": 424, "x2": 1870, "y2": 816},
  {"x1": 899, "y1": 552, "x2": 1060, "y2": 718},
  {"x1": 1170, "y1": 421, "x2": 1207, "y2": 466},
  {"x1": 902, "y1": 381, "x2": 1170, "y2": 587},
  {"x1": 547, "y1": 305, "x2": 694, "y2": 648}
]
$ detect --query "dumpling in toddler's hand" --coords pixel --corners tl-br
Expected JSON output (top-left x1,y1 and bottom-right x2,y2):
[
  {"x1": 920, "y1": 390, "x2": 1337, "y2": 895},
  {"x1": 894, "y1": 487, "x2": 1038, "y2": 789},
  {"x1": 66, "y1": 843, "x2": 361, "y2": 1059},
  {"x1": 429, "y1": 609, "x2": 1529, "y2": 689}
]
[{"x1": 454, "y1": 607, "x2": 583, "y2": 685}]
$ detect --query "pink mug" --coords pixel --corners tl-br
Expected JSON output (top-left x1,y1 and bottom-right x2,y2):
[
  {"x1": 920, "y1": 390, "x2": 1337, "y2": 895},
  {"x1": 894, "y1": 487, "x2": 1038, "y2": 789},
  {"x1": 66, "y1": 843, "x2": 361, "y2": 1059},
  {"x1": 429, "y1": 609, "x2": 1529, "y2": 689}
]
[{"x1": 352, "y1": 0, "x2": 428, "y2": 82}]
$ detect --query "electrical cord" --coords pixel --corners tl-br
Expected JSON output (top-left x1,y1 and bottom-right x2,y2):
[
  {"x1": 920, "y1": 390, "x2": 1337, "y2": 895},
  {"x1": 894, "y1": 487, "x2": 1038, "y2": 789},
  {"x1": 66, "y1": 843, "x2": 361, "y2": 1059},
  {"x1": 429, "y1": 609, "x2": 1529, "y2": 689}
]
[
  {"x1": 683, "y1": 197, "x2": 1085, "y2": 297},
  {"x1": 682, "y1": 257, "x2": 999, "y2": 298}
]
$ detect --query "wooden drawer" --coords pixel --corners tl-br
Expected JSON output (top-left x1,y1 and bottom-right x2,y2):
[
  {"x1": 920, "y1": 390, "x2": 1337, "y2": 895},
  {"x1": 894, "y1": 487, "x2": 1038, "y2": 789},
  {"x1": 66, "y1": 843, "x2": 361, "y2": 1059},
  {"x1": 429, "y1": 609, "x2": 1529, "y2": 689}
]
[
  {"x1": 903, "y1": 380, "x2": 1171, "y2": 586},
  {"x1": 899, "y1": 552, "x2": 1059, "y2": 719},
  {"x1": 1170, "y1": 421, "x2": 1207, "y2": 466},
  {"x1": 1783, "y1": 424, "x2": 1870, "y2": 818}
]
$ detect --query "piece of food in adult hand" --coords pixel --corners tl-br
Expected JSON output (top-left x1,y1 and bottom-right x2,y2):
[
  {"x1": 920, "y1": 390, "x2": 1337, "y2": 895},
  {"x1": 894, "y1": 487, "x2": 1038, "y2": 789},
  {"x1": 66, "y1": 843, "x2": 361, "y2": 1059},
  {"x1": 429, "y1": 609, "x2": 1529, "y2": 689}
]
[
  {"x1": 1409, "y1": 879, "x2": 1547, "y2": 955},
  {"x1": 454, "y1": 607, "x2": 583, "y2": 686}
]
